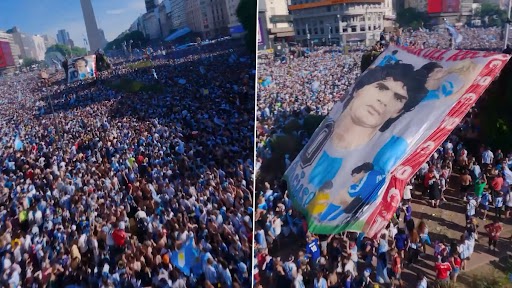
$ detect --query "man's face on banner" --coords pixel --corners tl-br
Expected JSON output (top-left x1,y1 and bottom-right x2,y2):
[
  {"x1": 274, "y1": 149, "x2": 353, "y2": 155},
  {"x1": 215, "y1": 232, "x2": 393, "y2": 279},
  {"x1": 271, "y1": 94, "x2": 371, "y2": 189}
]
[
  {"x1": 348, "y1": 78, "x2": 408, "y2": 129},
  {"x1": 75, "y1": 59, "x2": 87, "y2": 73}
]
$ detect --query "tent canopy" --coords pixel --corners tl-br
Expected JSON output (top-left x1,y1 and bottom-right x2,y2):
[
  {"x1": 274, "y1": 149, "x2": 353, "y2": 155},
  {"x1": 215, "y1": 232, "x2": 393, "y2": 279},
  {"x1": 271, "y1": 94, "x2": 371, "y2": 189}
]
[{"x1": 164, "y1": 27, "x2": 192, "y2": 42}]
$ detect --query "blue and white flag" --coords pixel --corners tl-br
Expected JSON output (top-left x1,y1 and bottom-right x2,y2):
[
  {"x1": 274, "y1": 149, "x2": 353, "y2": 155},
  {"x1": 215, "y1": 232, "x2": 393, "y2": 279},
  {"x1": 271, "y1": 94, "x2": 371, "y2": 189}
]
[{"x1": 171, "y1": 237, "x2": 200, "y2": 276}]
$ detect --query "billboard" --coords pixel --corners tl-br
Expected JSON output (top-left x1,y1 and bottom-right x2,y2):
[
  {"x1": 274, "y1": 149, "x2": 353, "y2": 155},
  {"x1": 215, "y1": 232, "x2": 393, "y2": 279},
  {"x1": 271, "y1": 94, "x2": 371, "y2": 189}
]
[
  {"x1": 443, "y1": 0, "x2": 460, "y2": 13},
  {"x1": 285, "y1": 46, "x2": 510, "y2": 238},
  {"x1": 427, "y1": 0, "x2": 442, "y2": 13},
  {"x1": 67, "y1": 55, "x2": 96, "y2": 83},
  {"x1": 0, "y1": 41, "x2": 15, "y2": 68}
]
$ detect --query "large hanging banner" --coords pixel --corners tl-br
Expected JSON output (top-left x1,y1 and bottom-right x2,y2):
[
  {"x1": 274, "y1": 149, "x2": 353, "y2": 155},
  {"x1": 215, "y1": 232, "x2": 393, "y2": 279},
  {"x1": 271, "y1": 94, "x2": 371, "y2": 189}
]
[
  {"x1": 284, "y1": 46, "x2": 510, "y2": 238},
  {"x1": 67, "y1": 55, "x2": 96, "y2": 83}
]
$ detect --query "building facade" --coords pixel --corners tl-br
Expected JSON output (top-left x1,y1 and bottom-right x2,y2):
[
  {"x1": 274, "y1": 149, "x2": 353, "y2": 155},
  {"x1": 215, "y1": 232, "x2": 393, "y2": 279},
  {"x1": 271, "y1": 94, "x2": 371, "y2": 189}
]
[
  {"x1": 80, "y1": 0, "x2": 103, "y2": 51},
  {"x1": 289, "y1": 0, "x2": 388, "y2": 46},
  {"x1": 166, "y1": 0, "x2": 188, "y2": 30},
  {"x1": 42, "y1": 35, "x2": 57, "y2": 49},
  {"x1": 32, "y1": 35, "x2": 46, "y2": 61},
  {"x1": 0, "y1": 30, "x2": 21, "y2": 68},
  {"x1": 262, "y1": 0, "x2": 294, "y2": 46},
  {"x1": 56, "y1": 29, "x2": 71, "y2": 45}
]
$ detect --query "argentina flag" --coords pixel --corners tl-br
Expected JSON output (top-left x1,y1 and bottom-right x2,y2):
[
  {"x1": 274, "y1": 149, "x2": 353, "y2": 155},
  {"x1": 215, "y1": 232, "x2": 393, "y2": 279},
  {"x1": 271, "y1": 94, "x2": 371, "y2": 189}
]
[
  {"x1": 445, "y1": 20, "x2": 463, "y2": 44},
  {"x1": 171, "y1": 237, "x2": 200, "y2": 276}
]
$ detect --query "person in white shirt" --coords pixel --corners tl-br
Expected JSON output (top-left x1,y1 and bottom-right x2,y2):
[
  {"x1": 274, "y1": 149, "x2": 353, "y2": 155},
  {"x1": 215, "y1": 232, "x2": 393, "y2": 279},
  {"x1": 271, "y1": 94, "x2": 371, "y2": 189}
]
[
  {"x1": 416, "y1": 271, "x2": 428, "y2": 288},
  {"x1": 482, "y1": 147, "x2": 494, "y2": 166},
  {"x1": 403, "y1": 181, "x2": 413, "y2": 201}
]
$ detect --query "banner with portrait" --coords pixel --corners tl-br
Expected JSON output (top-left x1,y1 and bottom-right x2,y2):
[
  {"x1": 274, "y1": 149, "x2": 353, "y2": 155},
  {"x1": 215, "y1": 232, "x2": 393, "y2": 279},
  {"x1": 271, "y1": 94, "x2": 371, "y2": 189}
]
[
  {"x1": 284, "y1": 46, "x2": 510, "y2": 238},
  {"x1": 67, "y1": 55, "x2": 96, "y2": 83}
]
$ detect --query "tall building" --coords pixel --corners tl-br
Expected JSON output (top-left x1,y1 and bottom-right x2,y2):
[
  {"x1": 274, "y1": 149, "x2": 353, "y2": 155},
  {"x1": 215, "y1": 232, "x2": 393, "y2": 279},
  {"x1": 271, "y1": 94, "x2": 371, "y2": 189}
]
[
  {"x1": 32, "y1": 35, "x2": 46, "y2": 61},
  {"x1": 186, "y1": 0, "x2": 237, "y2": 38},
  {"x1": 0, "y1": 30, "x2": 21, "y2": 68},
  {"x1": 56, "y1": 29, "x2": 70, "y2": 45},
  {"x1": 167, "y1": 0, "x2": 188, "y2": 30},
  {"x1": 289, "y1": 1, "x2": 388, "y2": 46},
  {"x1": 145, "y1": 0, "x2": 160, "y2": 12},
  {"x1": 80, "y1": 0, "x2": 103, "y2": 51},
  {"x1": 98, "y1": 28, "x2": 109, "y2": 47},
  {"x1": 260, "y1": 0, "x2": 294, "y2": 46},
  {"x1": 42, "y1": 34, "x2": 57, "y2": 49}
]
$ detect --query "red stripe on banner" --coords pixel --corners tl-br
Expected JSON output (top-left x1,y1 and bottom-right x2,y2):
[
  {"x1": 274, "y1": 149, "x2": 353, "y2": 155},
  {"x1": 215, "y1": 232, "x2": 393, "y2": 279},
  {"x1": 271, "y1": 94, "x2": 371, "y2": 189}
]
[{"x1": 363, "y1": 55, "x2": 511, "y2": 238}]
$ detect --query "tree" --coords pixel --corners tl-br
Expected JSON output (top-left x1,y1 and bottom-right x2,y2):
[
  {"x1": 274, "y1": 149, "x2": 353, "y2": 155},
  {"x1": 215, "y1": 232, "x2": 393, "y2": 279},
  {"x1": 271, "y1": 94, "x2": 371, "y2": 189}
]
[
  {"x1": 396, "y1": 8, "x2": 429, "y2": 29},
  {"x1": 105, "y1": 31, "x2": 149, "y2": 51},
  {"x1": 21, "y1": 58, "x2": 40, "y2": 67},
  {"x1": 475, "y1": 3, "x2": 508, "y2": 27},
  {"x1": 236, "y1": 0, "x2": 257, "y2": 53},
  {"x1": 46, "y1": 44, "x2": 72, "y2": 58},
  {"x1": 70, "y1": 46, "x2": 87, "y2": 56}
]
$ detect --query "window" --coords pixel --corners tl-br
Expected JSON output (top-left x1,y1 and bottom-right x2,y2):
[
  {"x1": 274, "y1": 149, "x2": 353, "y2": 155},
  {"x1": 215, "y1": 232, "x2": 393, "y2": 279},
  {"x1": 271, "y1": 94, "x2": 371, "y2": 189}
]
[
  {"x1": 314, "y1": 27, "x2": 318, "y2": 34},
  {"x1": 320, "y1": 27, "x2": 324, "y2": 34}
]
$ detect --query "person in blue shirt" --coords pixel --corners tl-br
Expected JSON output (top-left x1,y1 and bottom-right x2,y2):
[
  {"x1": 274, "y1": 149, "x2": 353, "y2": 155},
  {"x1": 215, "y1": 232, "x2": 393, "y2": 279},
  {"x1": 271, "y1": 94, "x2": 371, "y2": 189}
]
[
  {"x1": 314, "y1": 271, "x2": 328, "y2": 288},
  {"x1": 319, "y1": 162, "x2": 386, "y2": 222},
  {"x1": 306, "y1": 233, "x2": 321, "y2": 266}
]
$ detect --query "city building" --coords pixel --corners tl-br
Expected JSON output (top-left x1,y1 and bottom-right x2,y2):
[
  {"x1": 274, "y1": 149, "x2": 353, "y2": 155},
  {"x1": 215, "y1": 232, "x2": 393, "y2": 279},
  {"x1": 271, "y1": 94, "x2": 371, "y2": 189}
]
[
  {"x1": 80, "y1": 0, "x2": 103, "y2": 51},
  {"x1": 145, "y1": 0, "x2": 160, "y2": 13},
  {"x1": 0, "y1": 30, "x2": 21, "y2": 69},
  {"x1": 56, "y1": 29, "x2": 71, "y2": 45},
  {"x1": 42, "y1": 34, "x2": 57, "y2": 49},
  {"x1": 166, "y1": 0, "x2": 188, "y2": 30},
  {"x1": 289, "y1": 0, "x2": 389, "y2": 46},
  {"x1": 427, "y1": 0, "x2": 474, "y2": 25},
  {"x1": 9, "y1": 27, "x2": 38, "y2": 60},
  {"x1": 260, "y1": 0, "x2": 294, "y2": 47},
  {"x1": 32, "y1": 35, "x2": 46, "y2": 61},
  {"x1": 186, "y1": 0, "x2": 218, "y2": 38},
  {"x1": 98, "y1": 28, "x2": 109, "y2": 48}
]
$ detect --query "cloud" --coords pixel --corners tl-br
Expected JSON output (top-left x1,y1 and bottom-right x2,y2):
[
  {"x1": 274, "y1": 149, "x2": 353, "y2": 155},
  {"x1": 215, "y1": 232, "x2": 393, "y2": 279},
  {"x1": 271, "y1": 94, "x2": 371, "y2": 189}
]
[{"x1": 106, "y1": 9, "x2": 126, "y2": 15}]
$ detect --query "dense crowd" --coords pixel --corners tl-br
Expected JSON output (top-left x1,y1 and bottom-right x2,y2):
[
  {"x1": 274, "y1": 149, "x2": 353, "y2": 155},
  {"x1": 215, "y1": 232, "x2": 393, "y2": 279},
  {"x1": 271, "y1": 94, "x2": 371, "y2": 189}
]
[
  {"x1": 399, "y1": 26, "x2": 504, "y2": 51},
  {"x1": 254, "y1": 26, "x2": 512, "y2": 288},
  {"x1": 0, "y1": 40, "x2": 254, "y2": 288}
]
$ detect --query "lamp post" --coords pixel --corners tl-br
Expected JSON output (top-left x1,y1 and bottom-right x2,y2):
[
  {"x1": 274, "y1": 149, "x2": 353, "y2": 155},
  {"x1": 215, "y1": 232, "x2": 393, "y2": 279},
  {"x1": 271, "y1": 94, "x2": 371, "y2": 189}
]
[
  {"x1": 306, "y1": 23, "x2": 311, "y2": 50},
  {"x1": 505, "y1": 0, "x2": 512, "y2": 49},
  {"x1": 327, "y1": 24, "x2": 331, "y2": 46},
  {"x1": 337, "y1": 15, "x2": 342, "y2": 46}
]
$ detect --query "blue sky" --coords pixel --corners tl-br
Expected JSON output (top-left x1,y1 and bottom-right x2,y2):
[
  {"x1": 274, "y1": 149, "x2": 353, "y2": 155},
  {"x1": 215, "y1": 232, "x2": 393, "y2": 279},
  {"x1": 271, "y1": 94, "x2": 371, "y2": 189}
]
[{"x1": 0, "y1": 0, "x2": 146, "y2": 48}]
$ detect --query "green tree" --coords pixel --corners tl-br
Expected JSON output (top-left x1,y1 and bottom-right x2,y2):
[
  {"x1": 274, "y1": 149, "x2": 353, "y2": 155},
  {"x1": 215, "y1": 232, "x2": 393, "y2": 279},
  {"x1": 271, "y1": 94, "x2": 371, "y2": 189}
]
[
  {"x1": 396, "y1": 8, "x2": 429, "y2": 29},
  {"x1": 475, "y1": 3, "x2": 508, "y2": 27},
  {"x1": 236, "y1": 0, "x2": 257, "y2": 53},
  {"x1": 70, "y1": 46, "x2": 87, "y2": 56},
  {"x1": 21, "y1": 58, "x2": 39, "y2": 67},
  {"x1": 479, "y1": 58, "x2": 512, "y2": 151},
  {"x1": 45, "y1": 44, "x2": 72, "y2": 57},
  {"x1": 105, "y1": 31, "x2": 149, "y2": 51}
]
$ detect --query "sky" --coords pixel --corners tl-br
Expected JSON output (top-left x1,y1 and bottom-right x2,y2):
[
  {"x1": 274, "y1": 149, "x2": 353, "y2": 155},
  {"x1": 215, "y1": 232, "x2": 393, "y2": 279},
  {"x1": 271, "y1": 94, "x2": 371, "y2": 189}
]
[{"x1": 0, "y1": 0, "x2": 147, "y2": 49}]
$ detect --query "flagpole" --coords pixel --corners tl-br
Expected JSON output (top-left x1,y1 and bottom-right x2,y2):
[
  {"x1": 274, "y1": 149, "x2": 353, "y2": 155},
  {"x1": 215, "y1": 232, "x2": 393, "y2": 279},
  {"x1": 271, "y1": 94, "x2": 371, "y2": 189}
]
[{"x1": 505, "y1": 0, "x2": 512, "y2": 49}]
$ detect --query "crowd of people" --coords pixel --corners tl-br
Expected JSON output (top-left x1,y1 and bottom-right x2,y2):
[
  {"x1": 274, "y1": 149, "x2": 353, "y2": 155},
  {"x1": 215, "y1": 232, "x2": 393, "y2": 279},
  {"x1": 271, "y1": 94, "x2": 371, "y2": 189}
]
[
  {"x1": 398, "y1": 26, "x2": 504, "y2": 51},
  {"x1": 254, "y1": 26, "x2": 512, "y2": 288},
  {"x1": 0, "y1": 39, "x2": 254, "y2": 287}
]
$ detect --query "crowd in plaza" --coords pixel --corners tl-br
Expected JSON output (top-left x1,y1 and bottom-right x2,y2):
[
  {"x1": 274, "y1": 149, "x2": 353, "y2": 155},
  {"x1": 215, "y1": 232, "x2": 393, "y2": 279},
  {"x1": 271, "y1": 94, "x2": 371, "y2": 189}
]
[
  {"x1": 254, "y1": 26, "x2": 512, "y2": 288},
  {"x1": 0, "y1": 40, "x2": 254, "y2": 288}
]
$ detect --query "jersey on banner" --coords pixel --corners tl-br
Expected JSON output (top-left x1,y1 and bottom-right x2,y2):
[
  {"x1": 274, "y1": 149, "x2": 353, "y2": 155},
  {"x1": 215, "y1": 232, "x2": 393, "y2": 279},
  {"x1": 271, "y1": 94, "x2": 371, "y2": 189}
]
[
  {"x1": 67, "y1": 55, "x2": 96, "y2": 83},
  {"x1": 284, "y1": 46, "x2": 510, "y2": 237}
]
